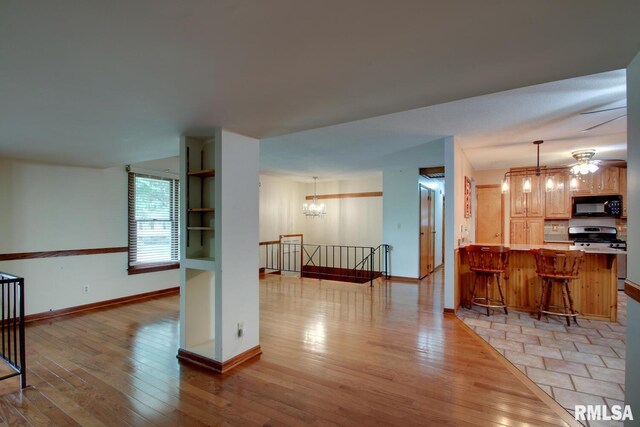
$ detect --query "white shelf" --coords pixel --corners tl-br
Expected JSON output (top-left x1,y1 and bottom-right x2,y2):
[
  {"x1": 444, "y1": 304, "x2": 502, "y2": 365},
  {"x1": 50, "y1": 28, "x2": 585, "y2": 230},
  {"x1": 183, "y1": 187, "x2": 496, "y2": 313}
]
[
  {"x1": 184, "y1": 257, "x2": 216, "y2": 270},
  {"x1": 186, "y1": 339, "x2": 216, "y2": 359}
]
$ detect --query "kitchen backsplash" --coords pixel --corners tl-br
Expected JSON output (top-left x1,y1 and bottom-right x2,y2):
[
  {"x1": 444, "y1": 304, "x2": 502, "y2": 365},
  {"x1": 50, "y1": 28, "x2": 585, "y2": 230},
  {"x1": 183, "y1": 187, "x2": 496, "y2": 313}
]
[{"x1": 544, "y1": 220, "x2": 569, "y2": 242}]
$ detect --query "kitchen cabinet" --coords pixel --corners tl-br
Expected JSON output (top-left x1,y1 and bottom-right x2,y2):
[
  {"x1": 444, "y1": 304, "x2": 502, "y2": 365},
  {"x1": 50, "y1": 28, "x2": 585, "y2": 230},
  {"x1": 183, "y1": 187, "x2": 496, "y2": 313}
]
[
  {"x1": 570, "y1": 166, "x2": 619, "y2": 196},
  {"x1": 620, "y1": 167, "x2": 627, "y2": 218},
  {"x1": 510, "y1": 218, "x2": 544, "y2": 245},
  {"x1": 510, "y1": 169, "x2": 544, "y2": 218},
  {"x1": 544, "y1": 172, "x2": 571, "y2": 219}
]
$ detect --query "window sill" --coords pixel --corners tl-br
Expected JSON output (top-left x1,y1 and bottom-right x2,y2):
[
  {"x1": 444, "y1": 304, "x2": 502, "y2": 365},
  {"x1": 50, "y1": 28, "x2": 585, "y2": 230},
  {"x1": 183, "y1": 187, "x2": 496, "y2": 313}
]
[{"x1": 128, "y1": 262, "x2": 179, "y2": 275}]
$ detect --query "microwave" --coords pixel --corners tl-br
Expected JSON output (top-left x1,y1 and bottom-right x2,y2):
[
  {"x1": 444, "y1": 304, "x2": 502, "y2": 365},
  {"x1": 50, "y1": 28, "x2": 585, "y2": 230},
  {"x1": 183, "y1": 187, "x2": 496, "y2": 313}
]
[{"x1": 572, "y1": 195, "x2": 622, "y2": 217}]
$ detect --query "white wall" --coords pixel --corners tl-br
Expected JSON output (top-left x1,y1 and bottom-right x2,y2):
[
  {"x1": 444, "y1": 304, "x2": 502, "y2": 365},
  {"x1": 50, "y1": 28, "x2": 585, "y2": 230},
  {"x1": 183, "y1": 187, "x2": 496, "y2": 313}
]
[
  {"x1": 444, "y1": 137, "x2": 476, "y2": 310},
  {"x1": 625, "y1": 50, "x2": 640, "y2": 417},
  {"x1": 304, "y1": 175, "x2": 382, "y2": 247},
  {"x1": 259, "y1": 174, "x2": 307, "y2": 242},
  {"x1": 383, "y1": 169, "x2": 420, "y2": 278},
  {"x1": 215, "y1": 130, "x2": 260, "y2": 362},
  {"x1": 0, "y1": 158, "x2": 178, "y2": 315},
  {"x1": 259, "y1": 174, "x2": 382, "y2": 247}
]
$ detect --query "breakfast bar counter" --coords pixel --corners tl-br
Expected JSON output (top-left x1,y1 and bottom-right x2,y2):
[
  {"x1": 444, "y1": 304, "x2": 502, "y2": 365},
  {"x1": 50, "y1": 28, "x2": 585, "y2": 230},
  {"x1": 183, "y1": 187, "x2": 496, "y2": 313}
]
[{"x1": 457, "y1": 244, "x2": 620, "y2": 321}]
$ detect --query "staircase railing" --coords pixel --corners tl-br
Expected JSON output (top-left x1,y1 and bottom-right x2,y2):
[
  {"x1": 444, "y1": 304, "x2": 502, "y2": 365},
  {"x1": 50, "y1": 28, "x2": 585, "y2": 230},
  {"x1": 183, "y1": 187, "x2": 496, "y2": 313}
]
[
  {"x1": 0, "y1": 272, "x2": 26, "y2": 388},
  {"x1": 259, "y1": 241, "x2": 389, "y2": 286}
]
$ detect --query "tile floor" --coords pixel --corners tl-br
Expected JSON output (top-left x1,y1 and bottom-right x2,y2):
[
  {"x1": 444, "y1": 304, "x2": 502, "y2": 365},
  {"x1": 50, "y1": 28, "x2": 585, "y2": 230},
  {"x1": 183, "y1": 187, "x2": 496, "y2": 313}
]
[{"x1": 458, "y1": 292, "x2": 627, "y2": 427}]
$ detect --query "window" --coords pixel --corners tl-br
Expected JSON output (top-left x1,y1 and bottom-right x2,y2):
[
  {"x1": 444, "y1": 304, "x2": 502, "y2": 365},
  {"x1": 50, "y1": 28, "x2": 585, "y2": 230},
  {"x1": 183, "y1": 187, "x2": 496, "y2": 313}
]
[{"x1": 128, "y1": 172, "x2": 179, "y2": 274}]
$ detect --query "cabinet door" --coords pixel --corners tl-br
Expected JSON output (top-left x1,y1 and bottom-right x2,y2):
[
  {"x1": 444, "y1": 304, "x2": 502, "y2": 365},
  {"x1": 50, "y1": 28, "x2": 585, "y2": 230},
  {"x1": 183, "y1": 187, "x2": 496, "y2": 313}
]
[
  {"x1": 545, "y1": 173, "x2": 571, "y2": 218},
  {"x1": 526, "y1": 175, "x2": 545, "y2": 217},
  {"x1": 527, "y1": 218, "x2": 544, "y2": 245},
  {"x1": 509, "y1": 175, "x2": 527, "y2": 217},
  {"x1": 620, "y1": 167, "x2": 627, "y2": 218},
  {"x1": 571, "y1": 173, "x2": 594, "y2": 195},
  {"x1": 510, "y1": 219, "x2": 527, "y2": 245},
  {"x1": 596, "y1": 167, "x2": 619, "y2": 195}
]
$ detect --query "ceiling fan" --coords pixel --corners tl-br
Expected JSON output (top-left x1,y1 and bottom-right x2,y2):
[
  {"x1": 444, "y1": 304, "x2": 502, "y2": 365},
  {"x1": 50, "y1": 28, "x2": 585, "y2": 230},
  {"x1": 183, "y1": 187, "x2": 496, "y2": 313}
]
[{"x1": 580, "y1": 105, "x2": 627, "y2": 132}]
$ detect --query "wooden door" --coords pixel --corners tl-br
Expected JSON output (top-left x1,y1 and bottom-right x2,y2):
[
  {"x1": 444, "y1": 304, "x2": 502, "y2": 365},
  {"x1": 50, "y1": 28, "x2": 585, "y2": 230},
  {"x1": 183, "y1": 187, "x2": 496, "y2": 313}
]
[
  {"x1": 620, "y1": 167, "x2": 627, "y2": 218},
  {"x1": 419, "y1": 185, "x2": 432, "y2": 278},
  {"x1": 545, "y1": 172, "x2": 571, "y2": 219},
  {"x1": 510, "y1": 219, "x2": 526, "y2": 245},
  {"x1": 476, "y1": 185, "x2": 503, "y2": 244},
  {"x1": 428, "y1": 188, "x2": 435, "y2": 273}
]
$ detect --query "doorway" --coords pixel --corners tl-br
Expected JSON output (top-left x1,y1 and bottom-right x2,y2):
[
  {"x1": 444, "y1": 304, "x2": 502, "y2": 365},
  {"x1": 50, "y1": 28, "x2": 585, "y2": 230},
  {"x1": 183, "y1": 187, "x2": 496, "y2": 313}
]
[
  {"x1": 419, "y1": 185, "x2": 435, "y2": 278},
  {"x1": 475, "y1": 185, "x2": 503, "y2": 244}
]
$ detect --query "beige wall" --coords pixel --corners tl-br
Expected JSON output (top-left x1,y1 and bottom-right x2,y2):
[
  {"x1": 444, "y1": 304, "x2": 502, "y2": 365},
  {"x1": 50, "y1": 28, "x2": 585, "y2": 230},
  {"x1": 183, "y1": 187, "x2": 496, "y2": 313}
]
[{"x1": 0, "y1": 158, "x2": 178, "y2": 315}]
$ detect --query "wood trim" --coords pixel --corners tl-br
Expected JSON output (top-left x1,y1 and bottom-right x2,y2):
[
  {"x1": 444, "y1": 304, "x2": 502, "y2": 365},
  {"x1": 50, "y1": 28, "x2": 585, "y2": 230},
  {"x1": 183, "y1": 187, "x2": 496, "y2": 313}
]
[
  {"x1": 128, "y1": 262, "x2": 179, "y2": 275},
  {"x1": 387, "y1": 275, "x2": 420, "y2": 283},
  {"x1": 259, "y1": 240, "x2": 280, "y2": 246},
  {"x1": 443, "y1": 308, "x2": 457, "y2": 314},
  {"x1": 457, "y1": 319, "x2": 583, "y2": 427},
  {"x1": 304, "y1": 191, "x2": 382, "y2": 200},
  {"x1": 0, "y1": 246, "x2": 128, "y2": 262},
  {"x1": 25, "y1": 286, "x2": 179, "y2": 323},
  {"x1": 625, "y1": 279, "x2": 640, "y2": 304},
  {"x1": 177, "y1": 345, "x2": 262, "y2": 374}
]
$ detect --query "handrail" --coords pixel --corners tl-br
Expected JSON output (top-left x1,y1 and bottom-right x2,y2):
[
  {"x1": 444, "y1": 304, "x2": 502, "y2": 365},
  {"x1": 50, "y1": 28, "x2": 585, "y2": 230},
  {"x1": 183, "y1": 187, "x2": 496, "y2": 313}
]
[
  {"x1": 0, "y1": 272, "x2": 26, "y2": 389},
  {"x1": 258, "y1": 241, "x2": 390, "y2": 286}
]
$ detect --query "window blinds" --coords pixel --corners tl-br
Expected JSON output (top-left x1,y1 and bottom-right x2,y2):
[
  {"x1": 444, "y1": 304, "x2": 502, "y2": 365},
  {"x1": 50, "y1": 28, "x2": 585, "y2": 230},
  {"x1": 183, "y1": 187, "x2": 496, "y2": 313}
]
[{"x1": 128, "y1": 173, "x2": 179, "y2": 267}]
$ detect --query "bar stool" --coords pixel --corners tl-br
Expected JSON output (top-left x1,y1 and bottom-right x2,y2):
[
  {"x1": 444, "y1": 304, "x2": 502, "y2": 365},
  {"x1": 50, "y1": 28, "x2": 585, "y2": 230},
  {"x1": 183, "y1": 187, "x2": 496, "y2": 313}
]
[
  {"x1": 466, "y1": 245, "x2": 510, "y2": 316},
  {"x1": 533, "y1": 249, "x2": 584, "y2": 326}
]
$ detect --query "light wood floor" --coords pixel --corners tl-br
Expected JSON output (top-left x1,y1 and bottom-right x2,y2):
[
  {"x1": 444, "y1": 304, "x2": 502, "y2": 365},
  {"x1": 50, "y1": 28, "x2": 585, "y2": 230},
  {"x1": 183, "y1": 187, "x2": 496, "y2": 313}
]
[{"x1": 1, "y1": 269, "x2": 578, "y2": 426}]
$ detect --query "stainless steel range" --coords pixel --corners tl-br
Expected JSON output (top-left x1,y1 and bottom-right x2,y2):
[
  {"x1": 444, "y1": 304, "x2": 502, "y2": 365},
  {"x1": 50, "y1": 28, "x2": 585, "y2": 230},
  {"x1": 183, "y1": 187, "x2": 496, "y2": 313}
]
[{"x1": 568, "y1": 225, "x2": 627, "y2": 290}]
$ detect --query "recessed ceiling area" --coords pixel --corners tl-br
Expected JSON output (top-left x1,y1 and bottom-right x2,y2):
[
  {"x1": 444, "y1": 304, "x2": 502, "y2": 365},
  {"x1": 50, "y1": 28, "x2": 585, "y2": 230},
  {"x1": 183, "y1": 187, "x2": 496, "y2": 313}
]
[
  {"x1": 261, "y1": 69, "x2": 627, "y2": 178},
  {"x1": 1, "y1": 1, "x2": 639, "y2": 168}
]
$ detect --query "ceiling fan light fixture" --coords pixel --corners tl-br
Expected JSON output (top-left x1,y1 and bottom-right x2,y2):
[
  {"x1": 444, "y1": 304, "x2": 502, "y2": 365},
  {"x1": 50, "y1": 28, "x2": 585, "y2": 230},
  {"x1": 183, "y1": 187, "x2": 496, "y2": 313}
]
[{"x1": 570, "y1": 149, "x2": 599, "y2": 175}]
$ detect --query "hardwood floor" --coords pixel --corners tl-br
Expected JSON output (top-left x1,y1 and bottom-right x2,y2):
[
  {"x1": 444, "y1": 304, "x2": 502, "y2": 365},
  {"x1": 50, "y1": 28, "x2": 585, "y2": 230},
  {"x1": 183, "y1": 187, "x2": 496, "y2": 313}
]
[{"x1": 1, "y1": 269, "x2": 578, "y2": 426}]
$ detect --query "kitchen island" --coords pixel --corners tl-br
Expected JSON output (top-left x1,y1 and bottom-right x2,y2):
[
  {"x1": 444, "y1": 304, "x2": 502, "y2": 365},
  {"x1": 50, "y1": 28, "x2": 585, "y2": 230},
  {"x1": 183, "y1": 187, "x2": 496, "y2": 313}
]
[{"x1": 457, "y1": 244, "x2": 622, "y2": 321}]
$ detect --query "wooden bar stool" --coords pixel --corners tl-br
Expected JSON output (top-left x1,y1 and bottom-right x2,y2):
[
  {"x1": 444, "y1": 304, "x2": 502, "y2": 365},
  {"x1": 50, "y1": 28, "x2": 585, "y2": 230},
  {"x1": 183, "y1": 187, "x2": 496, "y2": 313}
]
[
  {"x1": 533, "y1": 249, "x2": 584, "y2": 326},
  {"x1": 466, "y1": 245, "x2": 510, "y2": 316}
]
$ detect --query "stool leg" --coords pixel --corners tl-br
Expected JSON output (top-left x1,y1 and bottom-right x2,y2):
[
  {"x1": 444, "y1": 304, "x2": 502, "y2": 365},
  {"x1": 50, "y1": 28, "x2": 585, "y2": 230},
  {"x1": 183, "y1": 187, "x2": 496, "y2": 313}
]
[
  {"x1": 485, "y1": 274, "x2": 490, "y2": 316},
  {"x1": 560, "y1": 280, "x2": 571, "y2": 327},
  {"x1": 538, "y1": 279, "x2": 548, "y2": 321},
  {"x1": 565, "y1": 280, "x2": 578, "y2": 326},
  {"x1": 496, "y1": 273, "x2": 508, "y2": 315},
  {"x1": 469, "y1": 273, "x2": 479, "y2": 310}
]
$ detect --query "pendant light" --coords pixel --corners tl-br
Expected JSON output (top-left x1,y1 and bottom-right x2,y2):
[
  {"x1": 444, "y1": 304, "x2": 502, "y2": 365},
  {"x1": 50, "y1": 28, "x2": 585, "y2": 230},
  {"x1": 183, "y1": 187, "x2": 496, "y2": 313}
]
[{"x1": 302, "y1": 177, "x2": 326, "y2": 218}]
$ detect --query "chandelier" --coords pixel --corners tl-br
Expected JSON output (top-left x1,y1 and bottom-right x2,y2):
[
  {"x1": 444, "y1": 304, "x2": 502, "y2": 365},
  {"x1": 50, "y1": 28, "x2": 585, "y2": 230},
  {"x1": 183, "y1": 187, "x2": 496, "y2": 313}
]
[
  {"x1": 302, "y1": 177, "x2": 326, "y2": 218},
  {"x1": 501, "y1": 141, "x2": 600, "y2": 194},
  {"x1": 570, "y1": 149, "x2": 599, "y2": 175}
]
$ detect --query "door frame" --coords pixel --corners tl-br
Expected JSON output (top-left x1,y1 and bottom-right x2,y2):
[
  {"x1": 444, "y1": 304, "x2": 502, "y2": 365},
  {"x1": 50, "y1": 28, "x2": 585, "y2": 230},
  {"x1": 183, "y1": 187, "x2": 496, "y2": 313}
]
[
  {"x1": 419, "y1": 184, "x2": 435, "y2": 278},
  {"x1": 475, "y1": 184, "x2": 504, "y2": 244}
]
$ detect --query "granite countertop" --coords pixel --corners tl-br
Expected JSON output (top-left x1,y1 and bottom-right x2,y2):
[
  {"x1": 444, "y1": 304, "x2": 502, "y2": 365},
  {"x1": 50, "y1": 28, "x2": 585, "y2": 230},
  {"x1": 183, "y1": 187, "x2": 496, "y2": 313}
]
[{"x1": 461, "y1": 243, "x2": 626, "y2": 255}]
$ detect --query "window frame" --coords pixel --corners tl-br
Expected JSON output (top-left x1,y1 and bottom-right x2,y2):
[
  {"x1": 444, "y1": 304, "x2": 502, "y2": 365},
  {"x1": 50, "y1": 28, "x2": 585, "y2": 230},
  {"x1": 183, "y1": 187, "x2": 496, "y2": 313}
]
[{"x1": 127, "y1": 171, "x2": 180, "y2": 275}]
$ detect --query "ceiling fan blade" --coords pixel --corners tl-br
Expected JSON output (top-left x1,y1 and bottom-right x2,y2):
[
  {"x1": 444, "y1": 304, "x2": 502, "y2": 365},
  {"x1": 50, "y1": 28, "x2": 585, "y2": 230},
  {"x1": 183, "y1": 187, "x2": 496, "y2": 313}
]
[
  {"x1": 580, "y1": 106, "x2": 627, "y2": 115},
  {"x1": 581, "y1": 114, "x2": 627, "y2": 132}
]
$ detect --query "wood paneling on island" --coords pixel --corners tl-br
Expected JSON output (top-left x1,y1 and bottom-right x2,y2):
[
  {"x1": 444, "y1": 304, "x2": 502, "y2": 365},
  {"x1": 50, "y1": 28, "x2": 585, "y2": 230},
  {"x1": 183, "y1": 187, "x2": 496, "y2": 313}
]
[{"x1": 459, "y1": 248, "x2": 618, "y2": 321}]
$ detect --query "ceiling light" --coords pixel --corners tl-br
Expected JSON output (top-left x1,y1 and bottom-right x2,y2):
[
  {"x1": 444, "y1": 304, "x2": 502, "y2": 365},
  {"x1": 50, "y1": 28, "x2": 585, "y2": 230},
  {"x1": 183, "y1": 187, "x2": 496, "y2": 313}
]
[
  {"x1": 303, "y1": 177, "x2": 326, "y2": 218},
  {"x1": 570, "y1": 149, "x2": 599, "y2": 176}
]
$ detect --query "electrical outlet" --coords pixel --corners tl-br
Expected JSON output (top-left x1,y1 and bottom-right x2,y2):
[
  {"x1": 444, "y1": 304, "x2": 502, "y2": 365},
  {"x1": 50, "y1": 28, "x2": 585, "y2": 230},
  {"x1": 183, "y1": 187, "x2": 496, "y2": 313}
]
[
  {"x1": 82, "y1": 285, "x2": 90, "y2": 294},
  {"x1": 237, "y1": 322, "x2": 244, "y2": 338}
]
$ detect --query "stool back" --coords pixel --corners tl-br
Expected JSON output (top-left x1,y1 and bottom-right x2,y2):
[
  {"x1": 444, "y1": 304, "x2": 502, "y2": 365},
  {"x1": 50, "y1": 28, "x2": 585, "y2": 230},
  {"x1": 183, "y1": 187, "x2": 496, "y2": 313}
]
[
  {"x1": 466, "y1": 245, "x2": 510, "y2": 273},
  {"x1": 533, "y1": 249, "x2": 584, "y2": 279}
]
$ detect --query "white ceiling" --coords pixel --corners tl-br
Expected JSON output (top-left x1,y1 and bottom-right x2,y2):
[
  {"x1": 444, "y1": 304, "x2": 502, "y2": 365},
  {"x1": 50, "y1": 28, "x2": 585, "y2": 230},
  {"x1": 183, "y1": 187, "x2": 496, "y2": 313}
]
[
  {"x1": 1, "y1": 1, "x2": 639, "y2": 168},
  {"x1": 261, "y1": 69, "x2": 627, "y2": 178}
]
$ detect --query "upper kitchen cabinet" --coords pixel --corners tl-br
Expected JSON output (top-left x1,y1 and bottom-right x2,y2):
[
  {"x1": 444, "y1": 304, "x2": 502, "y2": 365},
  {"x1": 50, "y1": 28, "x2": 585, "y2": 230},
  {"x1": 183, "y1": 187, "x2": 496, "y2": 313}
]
[
  {"x1": 510, "y1": 169, "x2": 544, "y2": 218},
  {"x1": 596, "y1": 166, "x2": 620, "y2": 195},
  {"x1": 545, "y1": 172, "x2": 571, "y2": 219},
  {"x1": 571, "y1": 166, "x2": 619, "y2": 196},
  {"x1": 620, "y1": 167, "x2": 627, "y2": 218}
]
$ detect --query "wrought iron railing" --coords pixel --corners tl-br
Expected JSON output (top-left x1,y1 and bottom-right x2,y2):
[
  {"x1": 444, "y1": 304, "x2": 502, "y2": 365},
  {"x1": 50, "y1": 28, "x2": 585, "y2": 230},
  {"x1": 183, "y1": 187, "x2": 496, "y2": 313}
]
[
  {"x1": 0, "y1": 272, "x2": 26, "y2": 388},
  {"x1": 259, "y1": 241, "x2": 389, "y2": 286}
]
